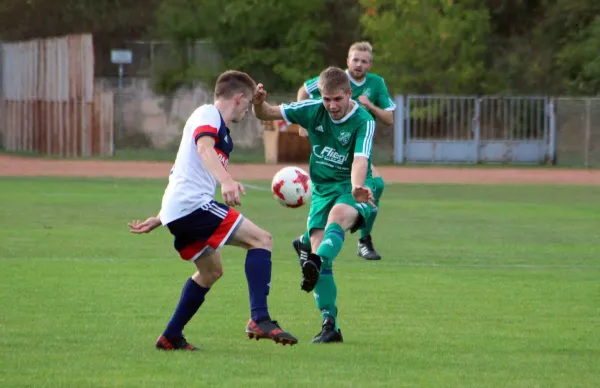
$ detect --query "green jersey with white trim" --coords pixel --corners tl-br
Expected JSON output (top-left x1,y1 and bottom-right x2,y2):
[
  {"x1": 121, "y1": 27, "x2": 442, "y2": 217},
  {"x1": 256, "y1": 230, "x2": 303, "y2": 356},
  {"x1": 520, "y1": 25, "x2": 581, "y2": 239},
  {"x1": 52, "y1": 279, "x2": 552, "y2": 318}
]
[
  {"x1": 280, "y1": 99, "x2": 375, "y2": 187},
  {"x1": 303, "y1": 70, "x2": 396, "y2": 117}
]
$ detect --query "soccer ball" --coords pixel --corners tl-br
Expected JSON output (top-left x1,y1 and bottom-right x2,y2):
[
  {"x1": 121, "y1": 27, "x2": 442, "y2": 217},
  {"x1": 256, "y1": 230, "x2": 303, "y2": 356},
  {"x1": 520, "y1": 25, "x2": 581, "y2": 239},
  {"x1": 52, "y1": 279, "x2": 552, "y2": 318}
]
[{"x1": 271, "y1": 166, "x2": 312, "y2": 208}]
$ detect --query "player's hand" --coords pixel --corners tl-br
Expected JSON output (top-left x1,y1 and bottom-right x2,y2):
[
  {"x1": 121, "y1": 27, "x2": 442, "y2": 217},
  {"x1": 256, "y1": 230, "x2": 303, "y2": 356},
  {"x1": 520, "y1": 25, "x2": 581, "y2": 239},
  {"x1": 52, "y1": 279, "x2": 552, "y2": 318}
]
[
  {"x1": 352, "y1": 186, "x2": 376, "y2": 207},
  {"x1": 298, "y1": 126, "x2": 308, "y2": 137},
  {"x1": 128, "y1": 217, "x2": 161, "y2": 234},
  {"x1": 252, "y1": 83, "x2": 268, "y2": 105},
  {"x1": 221, "y1": 178, "x2": 245, "y2": 207},
  {"x1": 358, "y1": 96, "x2": 372, "y2": 109}
]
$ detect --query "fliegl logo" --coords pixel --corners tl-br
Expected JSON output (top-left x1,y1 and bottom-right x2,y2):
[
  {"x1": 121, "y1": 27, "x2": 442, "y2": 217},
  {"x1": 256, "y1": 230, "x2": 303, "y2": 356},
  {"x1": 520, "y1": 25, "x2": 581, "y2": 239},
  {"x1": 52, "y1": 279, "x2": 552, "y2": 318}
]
[{"x1": 312, "y1": 145, "x2": 349, "y2": 165}]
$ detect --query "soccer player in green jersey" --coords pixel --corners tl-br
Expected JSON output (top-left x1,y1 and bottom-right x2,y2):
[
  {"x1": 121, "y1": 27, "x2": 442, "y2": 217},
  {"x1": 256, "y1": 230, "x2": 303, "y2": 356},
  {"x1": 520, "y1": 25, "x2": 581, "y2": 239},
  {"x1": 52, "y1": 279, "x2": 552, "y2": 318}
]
[
  {"x1": 294, "y1": 41, "x2": 395, "y2": 261},
  {"x1": 253, "y1": 67, "x2": 376, "y2": 343}
]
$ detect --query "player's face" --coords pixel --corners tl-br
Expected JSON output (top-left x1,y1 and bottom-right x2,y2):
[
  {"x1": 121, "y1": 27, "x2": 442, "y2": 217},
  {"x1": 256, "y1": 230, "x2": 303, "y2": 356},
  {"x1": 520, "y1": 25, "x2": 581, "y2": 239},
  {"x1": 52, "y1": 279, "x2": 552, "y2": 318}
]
[
  {"x1": 232, "y1": 93, "x2": 250, "y2": 123},
  {"x1": 347, "y1": 50, "x2": 372, "y2": 80},
  {"x1": 321, "y1": 88, "x2": 353, "y2": 120}
]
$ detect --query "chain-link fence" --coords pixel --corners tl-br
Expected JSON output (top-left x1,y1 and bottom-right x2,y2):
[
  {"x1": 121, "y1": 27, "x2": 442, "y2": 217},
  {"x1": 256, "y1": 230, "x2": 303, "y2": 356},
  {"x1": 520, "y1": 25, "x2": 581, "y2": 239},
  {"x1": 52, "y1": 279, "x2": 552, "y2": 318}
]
[{"x1": 555, "y1": 98, "x2": 600, "y2": 167}]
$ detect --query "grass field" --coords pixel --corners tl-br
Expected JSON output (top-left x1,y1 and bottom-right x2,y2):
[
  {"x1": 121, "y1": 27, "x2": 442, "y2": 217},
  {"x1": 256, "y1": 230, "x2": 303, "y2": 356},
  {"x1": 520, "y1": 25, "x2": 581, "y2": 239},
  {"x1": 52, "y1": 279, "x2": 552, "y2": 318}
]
[{"x1": 1, "y1": 177, "x2": 599, "y2": 387}]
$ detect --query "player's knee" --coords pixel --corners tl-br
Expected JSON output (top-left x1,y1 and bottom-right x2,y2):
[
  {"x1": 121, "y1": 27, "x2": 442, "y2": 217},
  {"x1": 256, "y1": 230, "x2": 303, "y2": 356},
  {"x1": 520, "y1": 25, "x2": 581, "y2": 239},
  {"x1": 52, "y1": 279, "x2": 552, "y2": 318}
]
[
  {"x1": 249, "y1": 229, "x2": 273, "y2": 251},
  {"x1": 327, "y1": 205, "x2": 356, "y2": 230},
  {"x1": 193, "y1": 268, "x2": 223, "y2": 288},
  {"x1": 213, "y1": 266, "x2": 224, "y2": 280}
]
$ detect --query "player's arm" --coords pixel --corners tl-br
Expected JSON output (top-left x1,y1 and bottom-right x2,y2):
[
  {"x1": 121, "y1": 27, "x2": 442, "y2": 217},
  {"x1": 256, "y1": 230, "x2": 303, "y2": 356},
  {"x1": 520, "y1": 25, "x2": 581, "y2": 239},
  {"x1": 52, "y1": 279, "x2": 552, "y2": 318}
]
[
  {"x1": 128, "y1": 211, "x2": 162, "y2": 234},
  {"x1": 253, "y1": 83, "x2": 313, "y2": 129},
  {"x1": 351, "y1": 119, "x2": 376, "y2": 205},
  {"x1": 359, "y1": 78, "x2": 395, "y2": 126},
  {"x1": 196, "y1": 136, "x2": 245, "y2": 207},
  {"x1": 297, "y1": 85, "x2": 310, "y2": 101},
  {"x1": 253, "y1": 100, "x2": 284, "y2": 121},
  {"x1": 361, "y1": 102, "x2": 393, "y2": 127},
  {"x1": 296, "y1": 85, "x2": 311, "y2": 137}
]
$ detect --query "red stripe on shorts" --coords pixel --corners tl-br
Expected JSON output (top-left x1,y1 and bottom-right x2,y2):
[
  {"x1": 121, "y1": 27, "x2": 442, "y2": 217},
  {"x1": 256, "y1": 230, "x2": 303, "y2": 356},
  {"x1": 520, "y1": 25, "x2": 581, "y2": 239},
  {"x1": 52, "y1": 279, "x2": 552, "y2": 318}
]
[
  {"x1": 178, "y1": 207, "x2": 241, "y2": 261},
  {"x1": 179, "y1": 240, "x2": 209, "y2": 261},
  {"x1": 207, "y1": 208, "x2": 240, "y2": 249}
]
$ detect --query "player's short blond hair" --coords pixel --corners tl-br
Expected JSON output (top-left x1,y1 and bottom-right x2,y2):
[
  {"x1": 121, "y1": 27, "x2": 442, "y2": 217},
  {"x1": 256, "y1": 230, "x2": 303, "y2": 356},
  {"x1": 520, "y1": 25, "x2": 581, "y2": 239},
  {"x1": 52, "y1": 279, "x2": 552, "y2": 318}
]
[
  {"x1": 214, "y1": 70, "x2": 256, "y2": 100},
  {"x1": 348, "y1": 41, "x2": 373, "y2": 62},
  {"x1": 317, "y1": 67, "x2": 351, "y2": 95}
]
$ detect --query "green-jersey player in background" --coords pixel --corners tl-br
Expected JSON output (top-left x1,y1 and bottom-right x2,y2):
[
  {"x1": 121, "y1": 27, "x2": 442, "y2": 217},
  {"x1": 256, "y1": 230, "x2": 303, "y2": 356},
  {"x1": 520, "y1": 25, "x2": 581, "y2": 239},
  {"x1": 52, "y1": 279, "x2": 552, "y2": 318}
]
[{"x1": 294, "y1": 42, "x2": 395, "y2": 261}]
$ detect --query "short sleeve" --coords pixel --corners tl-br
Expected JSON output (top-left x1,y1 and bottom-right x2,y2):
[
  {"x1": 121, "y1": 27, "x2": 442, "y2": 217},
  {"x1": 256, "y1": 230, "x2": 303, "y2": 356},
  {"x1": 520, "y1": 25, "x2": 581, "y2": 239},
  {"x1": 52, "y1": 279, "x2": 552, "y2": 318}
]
[
  {"x1": 354, "y1": 119, "x2": 376, "y2": 159},
  {"x1": 303, "y1": 76, "x2": 321, "y2": 99},
  {"x1": 376, "y1": 78, "x2": 396, "y2": 111},
  {"x1": 279, "y1": 100, "x2": 321, "y2": 130},
  {"x1": 191, "y1": 105, "x2": 222, "y2": 143}
]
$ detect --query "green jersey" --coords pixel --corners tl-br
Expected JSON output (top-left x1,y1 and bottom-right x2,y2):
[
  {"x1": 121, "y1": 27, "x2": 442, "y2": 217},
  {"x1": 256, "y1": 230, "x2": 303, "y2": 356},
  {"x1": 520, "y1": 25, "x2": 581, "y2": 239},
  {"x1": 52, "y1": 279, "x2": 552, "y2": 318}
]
[
  {"x1": 280, "y1": 99, "x2": 375, "y2": 188},
  {"x1": 303, "y1": 70, "x2": 396, "y2": 118}
]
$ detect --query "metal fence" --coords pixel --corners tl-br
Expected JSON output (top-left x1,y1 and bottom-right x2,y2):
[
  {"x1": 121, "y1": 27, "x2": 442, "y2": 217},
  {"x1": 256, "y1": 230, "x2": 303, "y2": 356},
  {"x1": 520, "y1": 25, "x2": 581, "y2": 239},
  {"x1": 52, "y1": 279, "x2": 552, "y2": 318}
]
[
  {"x1": 0, "y1": 34, "x2": 114, "y2": 157},
  {"x1": 395, "y1": 95, "x2": 553, "y2": 164}
]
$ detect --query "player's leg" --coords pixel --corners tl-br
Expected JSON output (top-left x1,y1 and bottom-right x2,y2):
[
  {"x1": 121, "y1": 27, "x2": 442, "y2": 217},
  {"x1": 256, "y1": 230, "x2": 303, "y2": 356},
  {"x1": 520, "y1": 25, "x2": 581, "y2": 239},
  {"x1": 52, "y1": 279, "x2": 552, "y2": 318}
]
[
  {"x1": 358, "y1": 165, "x2": 384, "y2": 260},
  {"x1": 298, "y1": 192, "x2": 333, "y2": 293},
  {"x1": 226, "y1": 216, "x2": 298, "y2": 345},
  {"x1": 155, "y1": 249, "x2": 223, "y2": 351},
  {"x1": 311, "y1": 195, "x2": 373, "y2": 344},
  {"x1": 292, "y1": 230, "x2": 312, "y2": 264}
]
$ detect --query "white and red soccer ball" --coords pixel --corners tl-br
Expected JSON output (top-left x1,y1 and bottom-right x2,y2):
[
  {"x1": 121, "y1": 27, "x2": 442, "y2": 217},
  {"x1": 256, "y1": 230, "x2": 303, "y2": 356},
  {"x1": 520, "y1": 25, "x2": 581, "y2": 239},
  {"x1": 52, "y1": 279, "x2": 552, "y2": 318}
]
[{"x1": 271, "y1": 166, "x2": 312, "y2": 208}]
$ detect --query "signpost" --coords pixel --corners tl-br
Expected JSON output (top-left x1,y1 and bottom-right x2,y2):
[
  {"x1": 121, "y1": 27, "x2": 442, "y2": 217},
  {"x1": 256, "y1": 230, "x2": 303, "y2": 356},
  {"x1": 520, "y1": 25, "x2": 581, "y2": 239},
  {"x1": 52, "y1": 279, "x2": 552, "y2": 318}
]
[{"x1": 111, "y1": 49, "x2": 132, "y2": 139}]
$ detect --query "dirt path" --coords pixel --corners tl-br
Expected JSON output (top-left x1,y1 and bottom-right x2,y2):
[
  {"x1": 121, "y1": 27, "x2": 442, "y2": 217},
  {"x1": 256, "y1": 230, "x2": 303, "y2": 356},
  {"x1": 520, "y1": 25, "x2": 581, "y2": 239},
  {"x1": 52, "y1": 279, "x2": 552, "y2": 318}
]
[{"x1": 1, "y1": 154, "x2": 599, "y2": 185}]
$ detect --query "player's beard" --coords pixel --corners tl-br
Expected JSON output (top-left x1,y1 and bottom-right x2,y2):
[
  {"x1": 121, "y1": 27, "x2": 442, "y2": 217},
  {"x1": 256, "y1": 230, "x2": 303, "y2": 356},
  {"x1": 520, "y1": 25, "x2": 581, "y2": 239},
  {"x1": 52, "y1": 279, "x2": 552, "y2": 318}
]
[{"x1": 349, "y1": 68, "x2": 366, "y2": 81}]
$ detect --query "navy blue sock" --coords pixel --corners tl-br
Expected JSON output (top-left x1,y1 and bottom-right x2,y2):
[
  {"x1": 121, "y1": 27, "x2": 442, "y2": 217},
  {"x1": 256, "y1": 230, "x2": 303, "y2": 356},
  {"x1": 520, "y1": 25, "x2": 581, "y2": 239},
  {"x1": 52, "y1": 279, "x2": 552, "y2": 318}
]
[
  {"x1": 245, "y1": 248, "x2": 272, "y2": 322},
  {"x1": 163, "y1": 277, "x2": 210, "y2": 339}
]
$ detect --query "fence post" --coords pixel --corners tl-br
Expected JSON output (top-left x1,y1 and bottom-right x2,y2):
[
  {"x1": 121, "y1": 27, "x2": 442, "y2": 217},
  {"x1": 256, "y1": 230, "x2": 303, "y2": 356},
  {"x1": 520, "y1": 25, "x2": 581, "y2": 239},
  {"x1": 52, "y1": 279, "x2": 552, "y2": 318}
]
[
  {"x1": 548, "y1": 98, "x2": 556, "y2": 165},
  {"x1": 584, "y1": 98, "x2": 591, "y2": 167},
  {"x1": 393, "y1": 94, "x2": 405, "y2": 164},
  {"x1": 0, "y1": 41, "x2": 4, "y2": 147},
  {"x1": 473, "y1": 98, "x2": 481, "y2": 163}
]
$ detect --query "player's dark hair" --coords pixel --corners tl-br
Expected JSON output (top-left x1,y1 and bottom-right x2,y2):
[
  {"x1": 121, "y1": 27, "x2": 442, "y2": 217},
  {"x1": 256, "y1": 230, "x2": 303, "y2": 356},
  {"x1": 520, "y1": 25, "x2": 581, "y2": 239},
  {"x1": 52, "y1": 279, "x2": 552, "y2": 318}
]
[
  {"x1": 214, "y1": 70, "x2": 256, "y2": 100},
  {"x1": 317, "y1": 67, "x2": 351, "y2": 95}
]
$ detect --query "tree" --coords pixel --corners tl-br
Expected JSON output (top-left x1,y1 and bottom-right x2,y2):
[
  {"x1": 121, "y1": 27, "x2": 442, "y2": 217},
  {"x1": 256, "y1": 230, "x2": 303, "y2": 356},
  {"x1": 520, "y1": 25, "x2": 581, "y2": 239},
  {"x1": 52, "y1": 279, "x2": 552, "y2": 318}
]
[
  {"x1": 155, "y1": 0, "x2": 333, "y2": 93},
  {"x1": 359, "y1": 0, "x2": 491, "y2": 94}
]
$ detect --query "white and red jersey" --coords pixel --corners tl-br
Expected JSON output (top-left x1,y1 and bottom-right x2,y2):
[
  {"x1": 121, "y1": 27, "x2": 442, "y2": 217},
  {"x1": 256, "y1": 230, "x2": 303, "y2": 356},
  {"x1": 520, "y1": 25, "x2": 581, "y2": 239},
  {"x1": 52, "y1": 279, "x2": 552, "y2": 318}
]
[{"x1": 160, "y1": 104, "x2": 234, "y2": 225}]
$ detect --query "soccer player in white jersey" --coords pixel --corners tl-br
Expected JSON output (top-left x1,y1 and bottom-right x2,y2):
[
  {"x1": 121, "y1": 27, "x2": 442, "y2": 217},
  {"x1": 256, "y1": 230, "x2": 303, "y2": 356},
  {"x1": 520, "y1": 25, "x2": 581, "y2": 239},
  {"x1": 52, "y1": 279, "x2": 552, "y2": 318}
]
[{"x1": 128, "y1": 70, "x2": 298, "y2": 350}]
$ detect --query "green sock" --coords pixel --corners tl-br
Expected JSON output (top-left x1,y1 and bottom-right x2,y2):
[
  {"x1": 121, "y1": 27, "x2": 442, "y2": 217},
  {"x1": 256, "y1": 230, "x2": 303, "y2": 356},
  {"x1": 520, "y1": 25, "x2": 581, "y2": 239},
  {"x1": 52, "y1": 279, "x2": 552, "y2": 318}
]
[
  {"x1": 314, "y1": 272, "x2": 339, "y2": 330},
  {"x1": 314, "y1": 223, "x2": 345, "y2": 330},
  {"x1": 316, "y1": 223, "x2": 345, "y2": 266},
  {"x1": 361, "y1": 176, "x2": 385, "y2": 239}
]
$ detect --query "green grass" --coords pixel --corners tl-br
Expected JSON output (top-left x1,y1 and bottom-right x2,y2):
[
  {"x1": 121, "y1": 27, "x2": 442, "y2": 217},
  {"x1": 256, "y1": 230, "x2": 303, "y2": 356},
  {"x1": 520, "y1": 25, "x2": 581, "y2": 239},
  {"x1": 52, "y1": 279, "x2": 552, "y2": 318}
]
[{"x1": 1, "y1": 177, "x2": 599, "y2": 387}]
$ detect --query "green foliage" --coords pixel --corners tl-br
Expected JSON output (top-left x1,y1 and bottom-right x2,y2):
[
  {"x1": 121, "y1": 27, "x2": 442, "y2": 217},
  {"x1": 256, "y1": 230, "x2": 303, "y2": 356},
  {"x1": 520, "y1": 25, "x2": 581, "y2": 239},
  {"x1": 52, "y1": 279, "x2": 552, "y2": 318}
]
[
  {"x1": 360, "y1": 0, "x2": 490, "y2": 95},
  {"x1": 555, "y1": 17, "x2": 600, "y2": 95},
  {"x1": 155, "y1": 0, "x2": 333, "y2": 94},
  {"x1": 2, "y1": 0, "x2": 600, "y2": 96},
  {"x1": 0, "y1": 0, "x2": 159, "y2": 40}
]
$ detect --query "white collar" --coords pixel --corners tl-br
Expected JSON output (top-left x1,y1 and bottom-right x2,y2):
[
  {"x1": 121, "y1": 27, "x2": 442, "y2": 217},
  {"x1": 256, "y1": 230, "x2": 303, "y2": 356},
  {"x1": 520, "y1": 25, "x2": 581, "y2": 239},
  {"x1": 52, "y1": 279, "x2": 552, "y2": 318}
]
[
  {"x1": 329, "y1": 100, "x2": 359, "y2": 124},
  {"x1": 346, "y1": 69, "x2": 366, "y2": 86}
]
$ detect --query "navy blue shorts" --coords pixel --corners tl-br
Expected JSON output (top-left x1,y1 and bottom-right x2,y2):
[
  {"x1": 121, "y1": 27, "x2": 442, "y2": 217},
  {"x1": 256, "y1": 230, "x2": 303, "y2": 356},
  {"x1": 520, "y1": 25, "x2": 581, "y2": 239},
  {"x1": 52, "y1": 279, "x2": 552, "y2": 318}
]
[{"x1": 166, "y1": 201, "x2": 243, "y2": 261}]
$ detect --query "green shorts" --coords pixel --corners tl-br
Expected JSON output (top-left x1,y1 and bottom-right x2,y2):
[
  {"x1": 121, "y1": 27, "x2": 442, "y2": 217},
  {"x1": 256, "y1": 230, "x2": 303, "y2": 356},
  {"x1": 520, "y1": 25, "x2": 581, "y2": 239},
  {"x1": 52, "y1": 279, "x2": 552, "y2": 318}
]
[{"x1": 306, "y1": 181, "x2": 375, "y2": 234}]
